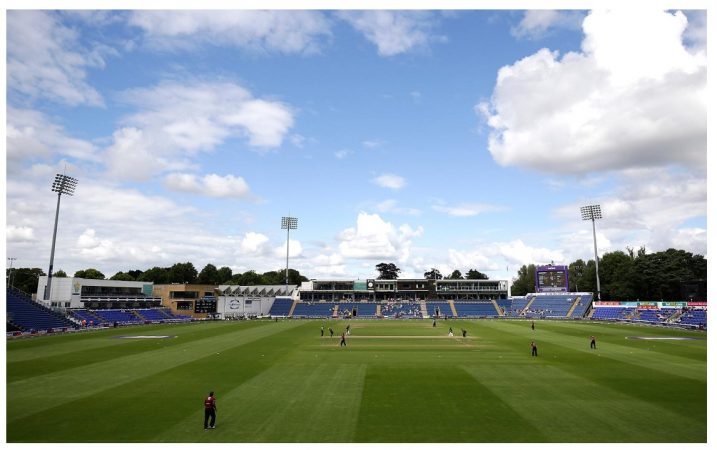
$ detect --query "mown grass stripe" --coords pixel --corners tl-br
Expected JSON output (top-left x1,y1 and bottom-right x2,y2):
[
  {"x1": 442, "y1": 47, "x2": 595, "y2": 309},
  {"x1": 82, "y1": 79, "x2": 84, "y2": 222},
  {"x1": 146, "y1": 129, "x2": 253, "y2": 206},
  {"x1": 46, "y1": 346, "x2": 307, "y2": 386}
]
[
  {"x1": 6, "y1": 320, "x2": 304, "y2": 421},
  {"x1": 462, "y1": 363, "x2": 705, "y2": 442},
  {"x1": 475, "y1": 320, "x2": 706, "y2": 382}
]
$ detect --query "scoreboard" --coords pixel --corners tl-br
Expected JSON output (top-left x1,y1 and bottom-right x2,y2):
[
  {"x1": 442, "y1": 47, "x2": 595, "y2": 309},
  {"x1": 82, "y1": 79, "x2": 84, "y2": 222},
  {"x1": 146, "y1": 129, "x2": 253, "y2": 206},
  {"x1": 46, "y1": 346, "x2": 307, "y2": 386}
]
[{"x1": 535, "y1": 264, "x2": 569, "y2": 292}]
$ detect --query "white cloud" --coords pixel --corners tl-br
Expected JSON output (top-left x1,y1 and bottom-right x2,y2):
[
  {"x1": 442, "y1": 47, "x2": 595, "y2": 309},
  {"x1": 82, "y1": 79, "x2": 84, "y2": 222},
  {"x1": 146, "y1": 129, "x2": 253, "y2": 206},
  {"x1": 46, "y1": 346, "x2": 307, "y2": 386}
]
[
  {"x1": 338, "y1": 212, "x2": 423, "y2": 263},
  {"x1": 448, "y1": 239, "x2": 567, "y2": 273},
  {"x1": 308, "y1": 253, "x2": 347, "y2": 277},
  {"x1": 362, "y1": 139, "x2": 385, "y2": 149},
  {"x1": 432, "y1": 202, "x2": 504, "y2": 217},
  {"x1": 104, "y1": 81, "x2": 295, "y2": 181},
  {"x1": 553, "y1": 169, "x2": 706, "y2": 257},
  {"x1": 376, "y1": 199, "x2": 421, "y2": 216},
  {"x1": 164, "y1": 173, "x2": 251, "y2": 199},
  {"x1": 511, "y1": 10, "x2": 584, "y2": 40},
  {"x1": 7, "y1": 11, "x2": 105, "y2": 106},
  {"x1": 6, "y1": 108, "x2": 99, "y2": 168},
  {"x1": 129, "y1": 10, "x2": 331, "y2": 54},
  {"x1": 273, "y1": 239, "x2": 304, "y2": 259},
  {"x1": 372, "y1": 174, "x2": 406, "y2": 190},
  {"x1": 479, "y1": 9, "x2": 706, "y2": 175},
  {"x1": 7, "y1": 225, "x2": 36, "y2": 243},
  {"x1": 337, "y1": 11, "x2": 441, "y2": 56},
  {"x1": 238, "y1": 232, "x2": 271, "y2": 256},
  {"x1": 334, "y1": 149, "x2": 353, "y2": 159}
]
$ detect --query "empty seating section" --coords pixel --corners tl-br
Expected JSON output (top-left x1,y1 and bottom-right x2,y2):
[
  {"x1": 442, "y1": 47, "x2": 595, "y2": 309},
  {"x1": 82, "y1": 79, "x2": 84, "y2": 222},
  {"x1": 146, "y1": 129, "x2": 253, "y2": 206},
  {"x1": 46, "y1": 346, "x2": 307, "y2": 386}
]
[
  {"x1": 426, "y1": 302, "x2": 452, "y2": 317},
  {"x1": 452, "y1": 302, "x2": 498, "y2": 317},
  {"x1": 508, "y1": 296, "x2": 530, "y2": 316},
  {"x1": 495, "y1": 299, "x2": 512, "y2": 315},
  {"x1": 591, "y1": 307, "x2": 635, "y2": 320},
  {"x1": 93, "y1": 310, "x2": 142, "y2": 324},
  {"x1": 381, "y1": 302, "x2": 422, "y2": 318},
  {"x1": 135, "y1": 309, "x2": 169, "y2": 321},
  {"x1": 7, "y1": 289, "x2": 76, "y2": 331},
  {"x1": 569, "y1": 297, "x2": 592, "y2": 318},
  {"x1": 70, "y1": 309, "x2": 103, "y2": 324},
  {"x1": 269, "y1": 298, "x2": 293, "y2": 316},
  {"x1": 524, "y1": 295, "x2": 578, "y2": 318},
  {"x1": 636, "y1": 309, "x2": 677, "y2": 323},
  {"x1": 292, "y1": 302, "x2": 336, "y2": 318},
  {"x1": 678, "y1": 309, "x2": 706, "y2": 327},
  {"x1": 337, "y1": 302, "x2": 376, "y2": 317}
]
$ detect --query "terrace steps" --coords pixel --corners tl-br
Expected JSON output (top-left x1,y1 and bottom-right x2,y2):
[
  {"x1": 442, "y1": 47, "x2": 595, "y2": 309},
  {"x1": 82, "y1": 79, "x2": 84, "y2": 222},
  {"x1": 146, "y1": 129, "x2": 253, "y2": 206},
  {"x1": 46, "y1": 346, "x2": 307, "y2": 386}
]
[
  {"x1": 522, "y1": 295, "x2": 536, "y2": 315},
  {"x1": 448, "y1": 300, "x2": 458, "y2": 317},
  {"x1": 566, "y1": 296, "x2": 582, "y2": 317},
  {"x1": 376, "y1": 304, "x2": 382, "y2": 317},
  {"x1": 491, "y1": 299, "x2": 503, "y2": 316},
  {"x1": 287, "y1": 300, "x2": 297, "y2": 317},
  {"x1": 419, "y1": 300, "x2": 428, "y2": 318}
]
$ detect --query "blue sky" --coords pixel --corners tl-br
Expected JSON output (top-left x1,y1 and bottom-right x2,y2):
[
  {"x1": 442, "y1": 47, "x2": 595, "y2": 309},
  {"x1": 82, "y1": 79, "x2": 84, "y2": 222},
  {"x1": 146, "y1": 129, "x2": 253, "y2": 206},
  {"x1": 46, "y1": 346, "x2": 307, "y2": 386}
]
[{"x1": 5, "y1": 7, "x2": 708, "y2": 281}]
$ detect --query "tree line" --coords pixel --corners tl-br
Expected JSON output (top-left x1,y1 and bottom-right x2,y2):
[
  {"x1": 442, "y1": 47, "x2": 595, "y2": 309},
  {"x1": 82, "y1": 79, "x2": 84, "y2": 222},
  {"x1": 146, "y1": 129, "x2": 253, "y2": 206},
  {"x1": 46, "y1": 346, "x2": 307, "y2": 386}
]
[
  {"x1": 7, "y1": 247, "x2": 705, "y2": 301},
  {"x1": 510, "y1": 247, "x2": 706, "y2": 301},
  {"x1": 6, "y1": 262, "x2": 309, "y2": 296},
  {"x1": 375, "y1": 263, "x2": 489, "y2": 280}
]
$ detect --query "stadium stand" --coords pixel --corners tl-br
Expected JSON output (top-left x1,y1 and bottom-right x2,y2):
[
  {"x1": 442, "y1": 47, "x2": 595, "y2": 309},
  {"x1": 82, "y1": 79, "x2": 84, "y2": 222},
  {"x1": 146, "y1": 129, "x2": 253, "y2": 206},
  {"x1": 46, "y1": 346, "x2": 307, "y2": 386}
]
[
  {"x1": 268, "y1": 298, "x2": 294, "y2": 316},
  {"x1": 69, "y1": 309, "x2": 104, "y2": 325},
  {"x1": 381, "y1": 302, "x2": 422, "y2": 318},
  {"x1": 569, "y1": 296, "x2": 592, "y2": 318},
  {"x1": 426, "y1": 302, "x2": 453, "y2": 317},
  {"x1": 92, "y1": 310, "x2": 143, "y2": 325},
  {"x1": 6, "y1": 288, "x2": 76, "y2": 331},
  {"x1": 452, "y1": 302, "x2": 499, "y2": 317},
  {"x1": 591, "y1": 307, "x2": 636, "y2": 321},
  {"x1": 507, "y1": 296, "x2": 531, "y2": 317},
  {"x1": 677, "y1": 309, "x2": 706, "y2": 328},
  {"x1": 292, "y1": 302, "x2": 337, "y2": 318},
  {"x1": 337, "y1": 302, "x2": 377, "y2": 318},
  {"x1": 524, "y1": 294, "x2": 578, "y2": 318}
]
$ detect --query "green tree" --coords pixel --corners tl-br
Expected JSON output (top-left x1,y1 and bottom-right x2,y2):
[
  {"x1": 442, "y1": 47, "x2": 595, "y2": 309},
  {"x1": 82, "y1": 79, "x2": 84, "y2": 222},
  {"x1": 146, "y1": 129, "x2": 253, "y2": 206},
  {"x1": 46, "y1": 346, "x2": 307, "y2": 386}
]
[
  {"x1": 424, "y1": 268, "x2": 443, "y2": 280},
  {"x1": 231, "y1": 270, "x2": 262, "y2": 285},
  {"x1": 110, "y1": 271, "x2": 135, "y2": 281},
  {"x1": 127, "y1": 269, "x2": 144, "y2": 280},
  {"x1": 376, "y1": 263, "x2": 401, "y2": 280},
  {"x1": 74, "y1": 268, "x2": 105, "y2": 279},
  {"x1": 8, "y1": 267, "x2": 45, "y2": 295},
  {"x1": 53, "y1": 270, "x2": 68, "y2": 278},
  {"x1": 599, "y1": 251, "x2": 637, "y2": 300},
  {"x1": 217, "y1": 266, "x2": 233, "y2": 284},
  {"x1": 465, "y1": 269, "x2": 489, "y2": 280},
  {"x1": 167, "y1": 262, "x2": 197, "y2": 284},
  {"x1": 448, "y1": 270, "x2": 463, "y2": 280},
  {"x1": 197, "y1": 264, "x2": 219, "y2": 284},
  {"x1": 510, "y1": 264, "x2": 536, "y2": 296},
  {"x1": 568, "y1": 259, "x2": 587, "y2": 292},
  {"x1": 139, "y1": 267, "x2": 169, "y2": 284}
]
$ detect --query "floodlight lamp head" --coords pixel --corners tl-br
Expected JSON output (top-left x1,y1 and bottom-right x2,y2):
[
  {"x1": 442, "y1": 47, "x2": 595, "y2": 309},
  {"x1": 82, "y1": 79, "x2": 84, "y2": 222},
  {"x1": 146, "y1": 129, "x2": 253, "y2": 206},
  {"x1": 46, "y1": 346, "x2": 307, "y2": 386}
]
[
  {"x1": 281, "y1": 216, "x2": 298, "y2": 229},
  {"x1": 580, "y1": 204, "x2": 602, "y2": 221},
  {"x1": 51, "y1": 174, "x2": 78, "y2": 196}
]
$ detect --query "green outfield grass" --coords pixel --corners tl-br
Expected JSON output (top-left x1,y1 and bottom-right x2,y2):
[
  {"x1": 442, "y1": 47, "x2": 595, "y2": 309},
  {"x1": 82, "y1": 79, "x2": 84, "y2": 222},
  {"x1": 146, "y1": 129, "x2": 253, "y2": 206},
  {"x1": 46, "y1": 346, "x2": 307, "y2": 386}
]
[{"x1": 6, "y1": 319, "x2": 706, "y2": 443}]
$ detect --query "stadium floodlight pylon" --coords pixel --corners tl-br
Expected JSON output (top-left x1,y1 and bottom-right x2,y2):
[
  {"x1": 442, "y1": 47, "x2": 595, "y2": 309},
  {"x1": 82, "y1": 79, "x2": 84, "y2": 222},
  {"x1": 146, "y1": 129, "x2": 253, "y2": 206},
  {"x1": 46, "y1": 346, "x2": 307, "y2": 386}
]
[
  {"x1": 281, "y1": 216, "x2": 298, "y2": 294},
  {"x1": 46, "y1": 174, "x2": 78, "y2": 301},
  {"x1": 580, "y1": 204, "x2": 602, "y2": 300},
  {"x1": 7, "y1": 257, "x2": 17, "y2": 289}
]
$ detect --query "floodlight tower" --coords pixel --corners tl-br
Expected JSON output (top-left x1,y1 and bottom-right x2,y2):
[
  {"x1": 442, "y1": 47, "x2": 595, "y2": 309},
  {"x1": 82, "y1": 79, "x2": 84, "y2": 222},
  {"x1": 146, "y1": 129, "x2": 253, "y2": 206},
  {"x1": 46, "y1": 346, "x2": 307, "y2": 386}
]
[
  {"x1": 7, "y1": 257, "x2": 17, "y2": 289},
  {"x1": 281, "y1": 216, "x2": 298, "y2": 293},
  {"x1": 580, "y1": 204, "x2": 602, "y2": 300},
  {"x1": 46, "y1": 174, "x2": 78, "y2": 301}
]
